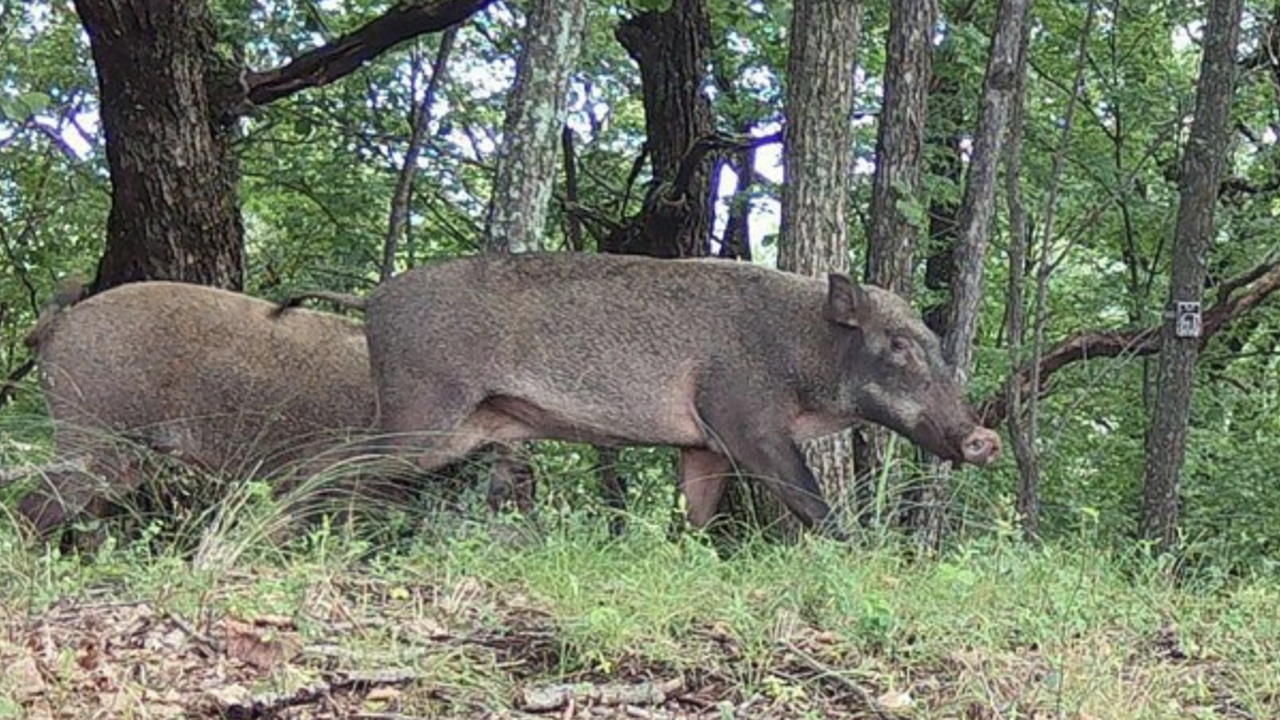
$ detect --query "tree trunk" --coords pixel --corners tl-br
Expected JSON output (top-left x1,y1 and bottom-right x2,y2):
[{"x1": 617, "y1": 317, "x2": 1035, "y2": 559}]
[
  {"x1": 74, "y1": 0, "x2": 245, "y2": 292},
  {"x1": 480, "y1": 0, "x2": 588, "y2": 513},
  {"x1": 915, "y1": 0, "x2": 1032, "y2": 546},
  {"x1": 74, "y1": 0, "x2": 491, "y2": 295},
  {"x1": 1141, "y1": 0, "x2": 1243, "y2": 550},
  {"x1": 384, "y1": 29, "x2": 457, "y2": 280},
  {"x1": 1001, "y1": 14, "x2": 1036, "y2": 540},
  {"x1": 608, "y1": 0, "x2": 715, "y2": 259},
  {"x1": 778, "y1": 0, "x2": 861, "y2": 529},
  {"x1": 719, "y1": 146, "x2": 755, "y2": 262},
  {"x1": 856, "y1": 0, "x2": 935, "y2": 523},
  {"x1": 942, "y1": 0, "x2": 1033, "y2": 374},
  {"x1": 484, "y1": 0, "x2": 588, "y2": 253},
  {"x1": 865, "y1": 0, "x2": 934, "y2": 298}
]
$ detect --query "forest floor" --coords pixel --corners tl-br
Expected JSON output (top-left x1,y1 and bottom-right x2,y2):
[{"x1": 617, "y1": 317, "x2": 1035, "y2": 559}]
[{"x1": 1, "y1": 504, "x2": 1277, "y2": 720}]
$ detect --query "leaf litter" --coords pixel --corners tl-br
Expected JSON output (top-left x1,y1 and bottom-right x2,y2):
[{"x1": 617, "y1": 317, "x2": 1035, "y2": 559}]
[{"x1": 0, "y1": 571, "x2": 1270, "y2": 719}]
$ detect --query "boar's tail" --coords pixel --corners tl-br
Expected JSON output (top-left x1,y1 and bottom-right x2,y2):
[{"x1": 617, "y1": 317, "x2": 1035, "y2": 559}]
[
  {"x1": 23, "y1": 274, "x2": 90, "y2": 349},
  {"x1": 270, "y1": 291, "x2": 368, "y2": 318}
]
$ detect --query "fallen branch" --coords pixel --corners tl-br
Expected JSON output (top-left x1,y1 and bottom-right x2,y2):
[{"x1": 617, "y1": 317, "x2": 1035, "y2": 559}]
[
  {"x1": 518, "y1": 677, "x2": 684, "y2": 712},
  {"x1": 210, "y1": 668, "x2": 424, "y2": 719},
  {"x1": 0, "y1": 458, "x2": 90, "y2": 486},
  {"x1": 982, "y1": 257, "x2": 1280, "y2": 427}
]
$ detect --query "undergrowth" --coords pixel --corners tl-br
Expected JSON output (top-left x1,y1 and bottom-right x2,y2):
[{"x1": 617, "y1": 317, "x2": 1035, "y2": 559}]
[{"x1": 1, "y1": 488, "x2": 1277, "y2": 719}]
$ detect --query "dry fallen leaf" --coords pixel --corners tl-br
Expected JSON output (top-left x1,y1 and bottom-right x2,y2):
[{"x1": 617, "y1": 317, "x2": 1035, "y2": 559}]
[
  {"x1": 0, "y1": 651, "x2": 45, "y2": 700},
  {"x1": 204, "y1": 682, "x2": 253, "y2": 712},
  {"x1": 877, "y1": 689, "x2": 913, "y2": 711},
  {"x1": 224, "y1": 618, "x2": 301, "y2": 670}
]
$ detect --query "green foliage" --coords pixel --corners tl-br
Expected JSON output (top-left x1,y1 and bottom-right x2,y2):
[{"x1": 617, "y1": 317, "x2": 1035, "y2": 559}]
[{"x1": 2, "y1": 0, "x2": 1280, "y2": 575}]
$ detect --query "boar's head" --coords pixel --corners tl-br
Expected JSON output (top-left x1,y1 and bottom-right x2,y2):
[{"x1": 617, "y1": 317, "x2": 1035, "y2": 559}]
[{"x1": 824, "y1": 274, "x2": 1001, "y2": 467}]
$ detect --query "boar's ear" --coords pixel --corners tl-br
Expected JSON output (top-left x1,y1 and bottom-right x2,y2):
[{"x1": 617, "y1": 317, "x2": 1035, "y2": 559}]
[{"x1": 823, "y1": 273, "x2": 868, "y2": 328}]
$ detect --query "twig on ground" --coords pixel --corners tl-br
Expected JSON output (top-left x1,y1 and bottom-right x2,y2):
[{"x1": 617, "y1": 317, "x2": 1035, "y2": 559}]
[
  {"x1": 784, "y1": 642, "x2": 898, "y2": 720},
  {"x1": 519, "y1": 677, "x2": 685, "y2": 712},
  {"x1": 165, "y1": 611, "x2": 224, "y2": 654}
]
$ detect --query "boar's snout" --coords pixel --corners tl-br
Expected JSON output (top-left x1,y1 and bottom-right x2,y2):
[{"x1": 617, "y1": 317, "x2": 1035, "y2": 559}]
[{"x1": 961, "y1": 426, "x2": 1001, "y2": 466}]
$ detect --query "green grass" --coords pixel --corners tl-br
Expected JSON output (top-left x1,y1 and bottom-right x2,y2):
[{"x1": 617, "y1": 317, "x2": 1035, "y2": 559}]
[
  {"x1": 1, "y1": 412, "x2": 1275, "y2": 718},
  {"x1": 1, "y1": 492, "x2": 1277, "y2": 719}
]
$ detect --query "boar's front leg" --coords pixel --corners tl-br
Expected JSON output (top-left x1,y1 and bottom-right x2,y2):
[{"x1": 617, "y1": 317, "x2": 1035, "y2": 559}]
[
  {"x1": 696, "y1": 401, "x2": 847, "y2": 540},
  {"x1": 679, "y1": 448, "x2": 734, "y2": 528}
]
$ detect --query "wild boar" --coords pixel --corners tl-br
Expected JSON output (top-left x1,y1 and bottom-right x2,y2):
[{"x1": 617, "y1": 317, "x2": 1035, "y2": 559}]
[
  {"x1": 16, "y1": 280, "x2": 379, "y2": 533},
  {"x1": 279, "y1": 252, "x2": 1002, "y2": 537}
]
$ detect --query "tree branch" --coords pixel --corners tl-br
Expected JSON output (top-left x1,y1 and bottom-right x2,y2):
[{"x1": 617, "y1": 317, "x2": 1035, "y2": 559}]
[
  {"x1": 238, "y1": 0, "x2": 494, "y2": 113},
  {"x1": 668, "y1": 131, "x2": 782, "y2": 200},
  {"x1": 981, "y1": 258, "x2": 1280, "y2": 427}
]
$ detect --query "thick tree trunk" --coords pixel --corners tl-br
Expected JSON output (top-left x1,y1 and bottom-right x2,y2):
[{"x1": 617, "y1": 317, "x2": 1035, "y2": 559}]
[
  {"x1": 865, "y1": 0, "x2": 933, "y2": 298},
  {"x1": 1141, "y1": 0, "x2": 1243, "y2": 550},
  {"x1": 779, "y1": 0, "x2": 861, "y2": 526},
  {"x1": 74, "y1": 0, "x2": 245, "y2": 292},
  {"x1": 608, "y1": 0, "x2": 715, "y2": 259},
  {"x1": 856, "y1": 0, "x2": 935, "y2": 521},
  {"x1": 485, "y1": 0, "x2": 587, "y2": 253},
  {"x1": 74, "y1": 0, "x2": 491, "y2": 295}
]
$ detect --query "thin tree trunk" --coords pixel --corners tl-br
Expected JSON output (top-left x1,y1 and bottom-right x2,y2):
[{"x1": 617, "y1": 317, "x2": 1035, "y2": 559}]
[
  {"x1": 719, "y1": 146, "x2": 755, "y2": 261},
  {"x1": 856, "y1": 0, "x2": 935, "y2": 522},
  {"x1": 1012, "y1": 1, "x2": 1094, "y2": 539},
  {"x1": 74, "y1": 0, "x2": 245, "y2": 292},
  {"x1": 484, "y1": 0, "x2": 587, "y2": 253},
  {"x1": 383, "y1": 29, "x2": 457, "y2": 281},
  {"x1": 778, "y1": 0, "x2": 861, "y2": 529},
  {"x1": 915, "y1": 0, "x2": 1032, "y2": 546},
  {"x1": 561, "y1": 125, "x2": 584, "y2": 252},
  {"x1": 1141, "y1": 0, "x2": 1243, "y2": 550},
  {"x1": 1002, "y1": 80, "x2": 1035, "y2": 537},
  {"x1": 942, "y1": 0, "x2": 1033, "y2": 374}
]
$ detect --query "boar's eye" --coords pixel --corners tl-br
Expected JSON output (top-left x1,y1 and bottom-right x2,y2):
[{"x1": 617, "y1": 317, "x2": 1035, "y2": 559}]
[{"x1": 888, "y1": 335, "x2": 914, "y2": 364}]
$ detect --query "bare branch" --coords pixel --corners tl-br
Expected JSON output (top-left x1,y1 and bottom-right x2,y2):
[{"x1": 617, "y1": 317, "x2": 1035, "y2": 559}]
[
  {"x1": 982, "y1": 259, "x2": 1280, "y2": 427},
  {"x1": 239, "y1": 0, "x2": 494, "y2": 112}
]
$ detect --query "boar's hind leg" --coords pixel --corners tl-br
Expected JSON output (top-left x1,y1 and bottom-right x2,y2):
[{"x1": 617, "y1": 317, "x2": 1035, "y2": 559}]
[
  {"x1": 372, "y1": 385, "x2": 496, "y2": 473},
  {"x1": 16, "y1": 457, "x2": 126, "y2": 536}
]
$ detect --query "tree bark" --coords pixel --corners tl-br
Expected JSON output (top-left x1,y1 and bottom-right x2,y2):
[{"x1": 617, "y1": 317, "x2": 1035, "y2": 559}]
[
  {"x1": 856, "y1": 0, "x2": 935, "y2": 520},
  {"x1": 865, "y1": 0, "x2": 934, "y2": 298},
  {"x1": 778, "y1": 0, "x2": 861, "y2": 527},
  {"x1": 75, "y1": 0, "x2": 245, "y2": 292},
  {"x1": 942, "y1": 0, "x2": 1033, "y2": 375},
  {"x1": 1141, "y1": 0, "x2": 1243, "y2": 550},
  {"x1": 719, "y1": 146, "x2": 755, "y2": 261},
  {"x1": 914, "y1": 0, "x2": 1031, "y2": 546},
  {"x1": 73, "y1": 0, "x2": 493, "y2": 294},
  {"x1": 484, "y1": 0, "x2": 587, "y2": 253},
  {"x1": 607, "y1": 0, "x2": 715, "y2": 258}
]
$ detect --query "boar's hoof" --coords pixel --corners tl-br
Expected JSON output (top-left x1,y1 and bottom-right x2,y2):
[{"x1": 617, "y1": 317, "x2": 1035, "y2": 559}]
[{"x1": 961, "y1": 428, "x2": 1002, "y2": 466}]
